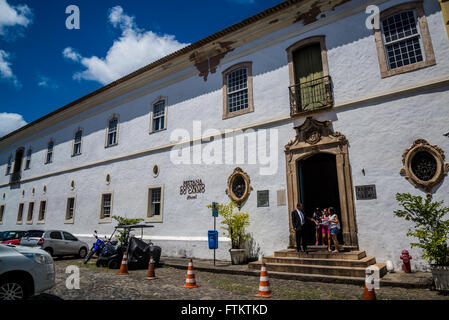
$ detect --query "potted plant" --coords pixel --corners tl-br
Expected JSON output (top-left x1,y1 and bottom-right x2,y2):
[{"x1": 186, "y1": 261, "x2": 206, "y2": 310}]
[
  {"x1": 394, "y1": 193, "x2": 449, "y2": 292},
  {"x1": 207, "y1": 201, "x2": 250, "y2": 264}
]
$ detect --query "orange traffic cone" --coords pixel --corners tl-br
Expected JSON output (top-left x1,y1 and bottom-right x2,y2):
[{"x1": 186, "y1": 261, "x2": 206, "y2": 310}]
[
  {"x1": 363, "y1": 269, "x2": 376, "y2": 300},
  {"x1": 146, "y1": 257, "x2": 158, "y2": 280},
  {"x1": 118, "y1": 252, "x2": 129, "y2": 275},
  {"x1": 255, "y1": 262, "x2": 272, "y2": 298},
  {"x1": 183, "y1": 259, "x2": 200, "y2": 288}
]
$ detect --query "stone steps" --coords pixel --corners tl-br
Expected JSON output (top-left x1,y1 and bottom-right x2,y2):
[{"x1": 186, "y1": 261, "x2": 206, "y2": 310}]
[
  {"x1": 248, "y1": 248, "x2": 387, "y2": 279},
  {"x1": 274, "y1": 249, "x2": 367, "y2": 260},
  {"x1": 262, "y1": 255, "x2": 376, "y2": 267}
]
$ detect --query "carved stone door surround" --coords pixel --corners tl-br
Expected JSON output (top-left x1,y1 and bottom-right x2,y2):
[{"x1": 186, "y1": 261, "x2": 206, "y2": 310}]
[{"x1": 284, "y1": 117, "x2": 358, "y2": 247}]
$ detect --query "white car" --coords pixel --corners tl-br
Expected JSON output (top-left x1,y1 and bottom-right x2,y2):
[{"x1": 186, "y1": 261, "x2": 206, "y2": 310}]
[{"x1": 0, "y1": 244, "x2": 55, "y2": 300}]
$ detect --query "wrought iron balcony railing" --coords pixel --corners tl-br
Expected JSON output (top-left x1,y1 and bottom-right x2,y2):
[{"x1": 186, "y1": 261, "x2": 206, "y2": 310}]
[
  {"x1": 10, "y1": 172, "x2": 21, "y2": 184},
  {"x1": 289, "y1": 75, "x2": 333, "y2": 116}
]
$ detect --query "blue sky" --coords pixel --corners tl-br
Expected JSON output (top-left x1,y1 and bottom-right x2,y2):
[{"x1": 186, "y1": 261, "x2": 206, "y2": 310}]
[{"x1": 0, "y1": 0, "x2": 281, "y2": 137}]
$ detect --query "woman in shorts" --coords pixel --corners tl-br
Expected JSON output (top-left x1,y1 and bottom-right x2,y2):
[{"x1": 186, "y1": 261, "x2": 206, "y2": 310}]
[
  {"x1": 328, "y1": 207, "x2": 341, "y2": 253},
  {"x1": 321, "y1": 208, "x2": 331, "y2": 251}
]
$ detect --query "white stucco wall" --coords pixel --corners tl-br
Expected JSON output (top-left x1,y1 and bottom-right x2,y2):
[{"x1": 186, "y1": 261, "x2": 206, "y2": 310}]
[{"x1": 1, "y1": 0, "x2": 448, "y2": 271}]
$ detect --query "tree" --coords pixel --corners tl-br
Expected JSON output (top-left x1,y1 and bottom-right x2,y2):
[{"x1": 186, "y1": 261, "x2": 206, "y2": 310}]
[
  {"x1": 207, "y1": 201, "x2": 250, "y2": 249},
  {"x1": 112, "y1": 216, "x2": 144, "y2": 246},
  {"x1": 394, "y1": 193, "x2": 449, "y2": 266}
]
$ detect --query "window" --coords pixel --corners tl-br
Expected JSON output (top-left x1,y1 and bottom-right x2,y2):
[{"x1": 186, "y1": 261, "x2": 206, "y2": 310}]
[
  {"x1": 63, "y1": 231, "x2": 78, "y2": 241},
  {"x1": 150, "y1": 98, "x2": 168, "y2": 133},
  {"x1": 286, "y1": 36, "x2": 332, "y2": 115},
  {"x1": 26, "y1": 202, "x2": 34, "y2": 224},
  {"x1": 147, "y1": 186, "x2": 163, "y2": 222},
  {"x1": 46, "y1": 140, "x2": 54, "y2": 164},
  {"x1": 100, "y1": 193, "x2": 112, "y2": 220},
  {"x1": 17, "y1": 203, "x2": 24, "y2": 224},
  {"x1": 222, "y1": 62, "x2": 254, "y2": 119},
  {"x1": 73, "y1": 129, "x2": 82, "y2": 156},
  {"x1": 50, "y1": 231, "x2": 62, "y2": 240},
  {"x1": 38, "y1": 200, "x2": 46, "y2": 223},
  {"x1": 25, "y1": 148, "x2": 32, "y2": 170},
  {"x1": 375, "y1": 2, "x2": 436, "y2": 78},
  {"x1": 106, "y1": 116, "x2": 119, "y2": 147},
  {"x1": 6, "y1": 155, "x2": 12, "y2": 175},
  {"x1": 0, "y1": 205, "x2": 4, "y2": 224},
  {"x1": 66, "y1": 197, "x2": 75, "y2": 222}
]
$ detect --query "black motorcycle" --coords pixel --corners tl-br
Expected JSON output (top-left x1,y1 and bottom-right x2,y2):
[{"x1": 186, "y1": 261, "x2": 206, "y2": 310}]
[{"x1": 96, "y1": 224, "x2": 161, "y2": 269}]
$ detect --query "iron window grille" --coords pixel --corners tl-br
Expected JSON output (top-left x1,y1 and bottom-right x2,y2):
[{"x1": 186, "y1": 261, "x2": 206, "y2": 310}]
[
  {"x1": 289, "y1": 75, "x2": 333, "y2": 115},
  {"x1": 66, "y1": 198, "x2": 75, "y2": 220},
  {"x1": 73, "y1": 130, "x2": 82, "y2": 156},
  {"x1": 152, "y1": 101, "x2": 166, "y2": 132},
  {"x1": 107, "y1": 118, "x2": 118, "y2": 146},
  {"x1": 101, "y1": 194, "x2": 112, "y2": 218},
  {"x1": 46, "y1": 141, "x2": 54, "y2": 164}
]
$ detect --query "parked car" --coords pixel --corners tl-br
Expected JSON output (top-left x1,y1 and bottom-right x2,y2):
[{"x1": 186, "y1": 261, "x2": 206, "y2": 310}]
[
  {"x1": 1, "y1": 231, "x2": 28, "y2": 245},
  {"x1": 0, "y1": 243, "x2": 55, "y2": 300},
  {"x1": 19, "y1": 230, "x2": 89, "y2": 258}
]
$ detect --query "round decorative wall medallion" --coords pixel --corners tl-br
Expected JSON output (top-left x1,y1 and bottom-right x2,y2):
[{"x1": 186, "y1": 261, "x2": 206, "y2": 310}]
[
  {"x1": 106, "y1": 174, "x2": 111, "y2": 185},
  {"x1": 43, "y1": 185, "x2": 47, "y2": 194},
  {"x1": 400, "y1": 139, "x2": 449, "y2": 193},
  {"x1": 226, "y1": 167, "x2": 252, "y2": 210},
  {"x1": 70, "y1": 181, "x2": 75, "y2": 190},
  {"x1": 152, "y1": 165, "x2": 159, "y2": 178}
]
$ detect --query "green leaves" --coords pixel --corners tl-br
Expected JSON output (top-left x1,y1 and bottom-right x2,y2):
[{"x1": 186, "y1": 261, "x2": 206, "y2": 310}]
[
  {"x1": 112, "y1": 216, "x2": 144, "y2": 246},
  {"x1": 394, "y1": 193, "x2": 449, "y2": 266},
  {"x1": 207, "y1": 201, "x2": 250, "y2": 249}
]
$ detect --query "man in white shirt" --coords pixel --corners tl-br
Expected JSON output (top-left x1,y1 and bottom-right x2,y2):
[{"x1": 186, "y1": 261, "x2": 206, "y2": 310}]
[{"x1": 291, "y1": 203, "x2": 308, "y2": 253}]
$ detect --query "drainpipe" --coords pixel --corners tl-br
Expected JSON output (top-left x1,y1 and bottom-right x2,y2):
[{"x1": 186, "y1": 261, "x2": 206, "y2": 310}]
[{"x1": 440, "y1": 0, "x2": 449, "y2": 40}]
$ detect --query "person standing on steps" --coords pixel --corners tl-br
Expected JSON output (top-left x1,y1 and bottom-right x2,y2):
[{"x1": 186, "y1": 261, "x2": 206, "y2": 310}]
[
  {"x1": 291, "y1": 202, "x2": 309, "y2": 253},
  {"x1": 328, "y1": 207, "x2": 341, "y2": 253}
]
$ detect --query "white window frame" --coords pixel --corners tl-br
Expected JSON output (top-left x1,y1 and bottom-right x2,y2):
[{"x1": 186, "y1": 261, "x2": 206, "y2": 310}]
[
  {"x1": 105, "y1": 115, "x2": 119, "y2": 148},
  {"x1": 37, "y1": 199, "x2": 47, "y2": 224},
  {"x1": 26, "y1": 201, "x2": 35, "y2": 225},
  {"x1": 99, "y1": 192, "x2": 113, "y2": 223},
  {"x1": 65, "y1": 197, "x2": 76, "y2": 224},
  {"x1": 72, "y1": 128, "x2": 83, "y2": 156},
  {"x1": 380, "y1": 10, "x2": 424, "y2": 70},
  {"x1": 146, "y1": 184, "x2": 164, "y2": 223},
  {"x1": 149, "y1": 97, "x2": 168, "y2": 134},
  {"x1": 45, "y1": 140, "x2": 54, "y2": 164}
]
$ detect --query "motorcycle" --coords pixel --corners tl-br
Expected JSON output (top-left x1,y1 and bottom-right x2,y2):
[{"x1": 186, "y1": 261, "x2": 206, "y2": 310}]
[{"x1": 84, "y1": 230, "x2": 117, "y2": 264}]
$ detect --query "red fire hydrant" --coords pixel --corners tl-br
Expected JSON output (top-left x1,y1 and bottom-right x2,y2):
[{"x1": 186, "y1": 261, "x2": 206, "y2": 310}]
[{"x1": 400, "y1": 249, "x2": 412, "y2": 273}]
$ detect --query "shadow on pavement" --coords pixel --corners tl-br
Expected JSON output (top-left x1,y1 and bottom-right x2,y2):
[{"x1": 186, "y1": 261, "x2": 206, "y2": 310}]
[{"x1": 29, "y1": 293, "x2": 64, "y2": 300}]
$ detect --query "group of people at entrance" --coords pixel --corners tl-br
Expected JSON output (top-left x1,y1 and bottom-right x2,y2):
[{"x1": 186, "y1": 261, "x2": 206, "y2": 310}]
[{"x1": 291, "y1": 203, "x2": 341, "y2": 253}]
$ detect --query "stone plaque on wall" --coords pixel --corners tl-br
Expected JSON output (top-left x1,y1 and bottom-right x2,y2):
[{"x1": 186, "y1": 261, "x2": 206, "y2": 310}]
[
  {"x1": 257, "y1": 190, "x2": 269, "y2": 207},
  {"x1": 277, "y1": 189, "x2": 286, "y2": 206},
  {"x1": 355, "y1": 185, "x2": 377, "y2": 200}
]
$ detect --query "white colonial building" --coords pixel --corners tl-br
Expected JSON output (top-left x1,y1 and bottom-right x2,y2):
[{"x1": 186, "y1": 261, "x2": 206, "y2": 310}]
[{"x1": 1, "y1": 0, "x2": 449, "y2": 271}]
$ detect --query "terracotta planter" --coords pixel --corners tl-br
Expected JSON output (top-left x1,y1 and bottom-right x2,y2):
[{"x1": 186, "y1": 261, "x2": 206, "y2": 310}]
[
  {"x1": 229, "y1": 249, "x2": 247, "y2": 265},
  {"x1": 431, "y1": 265, "x2": 449, "y2": 292}
]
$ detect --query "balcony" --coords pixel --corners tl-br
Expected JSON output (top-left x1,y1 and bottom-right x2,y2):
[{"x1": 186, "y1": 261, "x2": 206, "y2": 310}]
[
  {"x1": 10, "y1": 172, "x2": 21, "y2": 184},
  {"x1": 289, "y1": 75, "x2": 333, "y2": 116}
]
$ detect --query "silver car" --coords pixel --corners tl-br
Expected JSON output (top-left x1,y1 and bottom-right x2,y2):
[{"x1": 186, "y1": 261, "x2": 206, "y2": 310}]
[
  {"x1": 19, "y1": 230, "x2": 89, "y2": 259},
  {"x1": 0, "y1": 244, "x2": 55, "y2": 300}
]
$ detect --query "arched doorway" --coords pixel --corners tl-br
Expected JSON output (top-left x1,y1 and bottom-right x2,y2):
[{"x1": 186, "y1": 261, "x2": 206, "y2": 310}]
[
  {"x1": 297, "y1": 153, "x2": 343, "y2": 244},
  {"x1": 285, "y1": 117, "x2": 358, "y2": 248}
]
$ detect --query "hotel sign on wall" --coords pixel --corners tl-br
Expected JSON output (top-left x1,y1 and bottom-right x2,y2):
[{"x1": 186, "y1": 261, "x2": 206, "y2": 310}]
[{"x1": 180, "y1": 179, "x2": 205, "y2": 200}]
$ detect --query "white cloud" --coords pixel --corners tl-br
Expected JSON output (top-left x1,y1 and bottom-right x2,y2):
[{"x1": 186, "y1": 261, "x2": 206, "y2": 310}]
[
  {"x1": 0, "y1": 0, "x2": 32, "y2": 39},
  {"x1": 0, "y1": 49, "x2": 20, "y2": 87},
  {"x1": 63, "y1": 6, "x2": 188, "y2": 85},
  {"x1": 37, "y1": 75, "x2": 58, "y2": 89},
  {"x1": 0, "y1": 112, "x2": 27, "y2": 137},
  {"x1": 63, "y1": 47, "x2": 81, "y2": 62}
]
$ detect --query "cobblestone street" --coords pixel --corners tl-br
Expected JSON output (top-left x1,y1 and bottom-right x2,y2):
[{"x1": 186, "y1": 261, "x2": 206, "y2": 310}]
[{"x1": 34, "y1": 258, "x2": 449, "y2": 300}]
